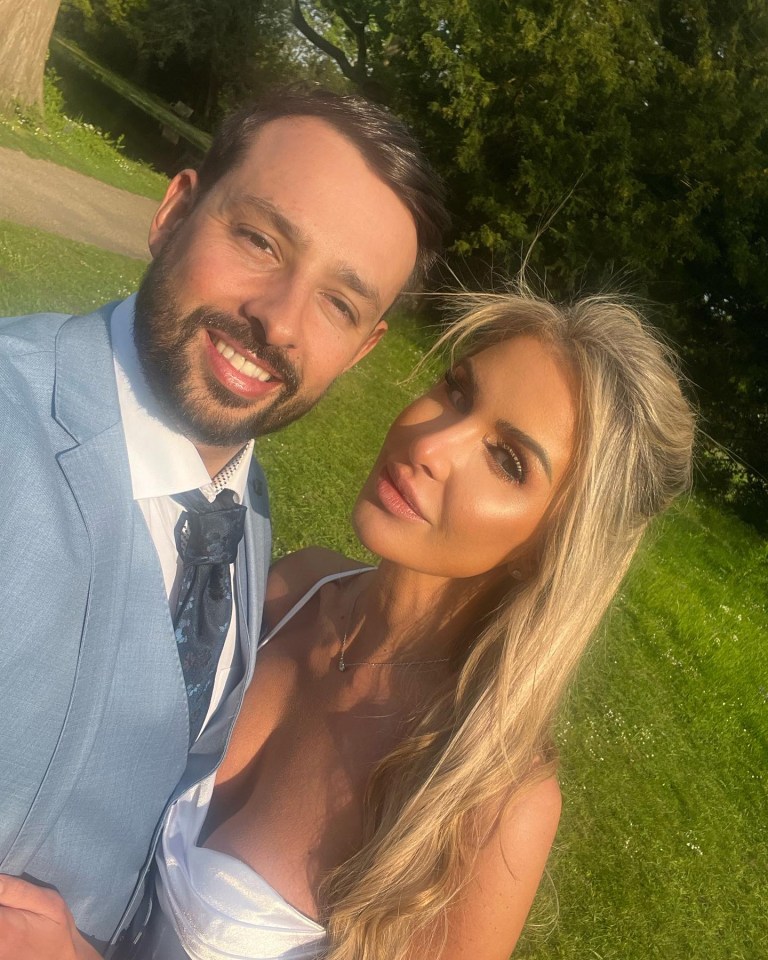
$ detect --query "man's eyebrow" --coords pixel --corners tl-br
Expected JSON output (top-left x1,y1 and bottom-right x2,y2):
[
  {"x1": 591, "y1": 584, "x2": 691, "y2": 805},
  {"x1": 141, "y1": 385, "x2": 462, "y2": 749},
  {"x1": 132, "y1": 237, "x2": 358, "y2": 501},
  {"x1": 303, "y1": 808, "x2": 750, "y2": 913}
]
[
  {"x1": 235, "y1": 194, "x2": 310, "y2": 247},
  {"x1": 335, "y1": 264, "x2": 381, "y2": 314},
  {"x1": 463, "y1": 358, "x2": 553, "y2": 483}
]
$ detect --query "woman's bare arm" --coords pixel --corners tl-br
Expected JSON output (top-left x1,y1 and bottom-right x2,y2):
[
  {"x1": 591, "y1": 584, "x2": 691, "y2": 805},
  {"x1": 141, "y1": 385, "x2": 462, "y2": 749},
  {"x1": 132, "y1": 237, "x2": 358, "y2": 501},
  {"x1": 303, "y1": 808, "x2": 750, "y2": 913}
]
[{"x1": 411, "y1": 775, "x2": 561, "y2": 960}]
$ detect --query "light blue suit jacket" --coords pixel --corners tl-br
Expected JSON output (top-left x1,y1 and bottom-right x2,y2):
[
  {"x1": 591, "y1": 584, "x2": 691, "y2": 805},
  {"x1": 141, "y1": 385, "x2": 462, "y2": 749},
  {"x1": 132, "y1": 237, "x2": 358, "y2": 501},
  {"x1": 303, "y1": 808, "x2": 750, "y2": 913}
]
[{"x1": 0, "y1": 303, "x2": 270, "y2": 950}]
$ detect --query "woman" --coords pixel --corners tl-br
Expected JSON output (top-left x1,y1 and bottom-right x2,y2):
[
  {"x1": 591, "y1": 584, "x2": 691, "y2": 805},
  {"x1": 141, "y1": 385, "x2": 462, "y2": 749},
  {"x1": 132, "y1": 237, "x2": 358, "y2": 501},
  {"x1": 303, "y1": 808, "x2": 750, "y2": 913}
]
[{"x1": 0, "y1": 290, "x2": 694, "y2": 960}]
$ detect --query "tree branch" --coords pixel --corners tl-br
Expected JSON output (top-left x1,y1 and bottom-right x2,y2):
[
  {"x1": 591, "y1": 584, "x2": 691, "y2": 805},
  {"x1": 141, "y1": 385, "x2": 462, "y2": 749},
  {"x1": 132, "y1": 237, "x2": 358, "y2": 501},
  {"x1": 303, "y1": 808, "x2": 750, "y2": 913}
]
[
  {"x1": 291, "y1": 1, "x2": 367, "y2": 86},
  {"x1": 334, "y1": 6, "x2": 367, "y2": 74}
]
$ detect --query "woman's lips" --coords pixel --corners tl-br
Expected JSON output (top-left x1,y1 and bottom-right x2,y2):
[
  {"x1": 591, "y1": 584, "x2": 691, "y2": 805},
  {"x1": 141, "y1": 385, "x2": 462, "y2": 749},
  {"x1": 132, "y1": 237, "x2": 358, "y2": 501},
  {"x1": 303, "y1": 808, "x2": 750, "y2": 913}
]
[
  {"x1": 203, "y1": 330, "x2": 282, "y2": 400},
  {"x1": 376, "y1": 466, "x2": 427, "y2": 522}
]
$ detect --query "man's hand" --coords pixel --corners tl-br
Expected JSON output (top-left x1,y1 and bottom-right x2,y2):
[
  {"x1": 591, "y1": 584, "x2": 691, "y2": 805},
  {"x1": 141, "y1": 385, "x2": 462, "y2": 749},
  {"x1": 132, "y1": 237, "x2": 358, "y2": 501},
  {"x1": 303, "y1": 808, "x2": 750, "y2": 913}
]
[{"x1": 0, "y1": 875, "x2": 102, "y2": 960}]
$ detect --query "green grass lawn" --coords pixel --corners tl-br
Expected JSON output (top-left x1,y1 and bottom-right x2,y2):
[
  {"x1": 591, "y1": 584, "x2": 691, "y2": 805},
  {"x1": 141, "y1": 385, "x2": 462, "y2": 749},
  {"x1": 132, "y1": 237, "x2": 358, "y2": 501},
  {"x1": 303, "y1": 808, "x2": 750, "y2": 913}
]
[
  {"x1": 0, "y1": 73, "x2": 167, "y2": 200},
  {"x1": 1, "y1": 224, "x2": 765, "y2": 958},
  {"x1": 0, "y1": 220, "x2": 146, "y2": 316},
  {"x1": 518, "y1": 502, "x2": 768, "y2": 959}
]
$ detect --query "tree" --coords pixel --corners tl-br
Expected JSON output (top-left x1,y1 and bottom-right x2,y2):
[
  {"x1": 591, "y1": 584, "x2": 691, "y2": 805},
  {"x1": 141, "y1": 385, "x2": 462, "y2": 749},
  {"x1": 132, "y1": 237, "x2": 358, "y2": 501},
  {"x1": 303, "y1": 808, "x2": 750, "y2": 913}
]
[
  {"x1": 58, "y1": 0, "x2": 330, "y2": 128},
  {"x1": 291, "y1": 0, "x2": 768, "y2": 523},
  {"x1": 0, "y1": 0, "x2": 62, "y2": 113}
]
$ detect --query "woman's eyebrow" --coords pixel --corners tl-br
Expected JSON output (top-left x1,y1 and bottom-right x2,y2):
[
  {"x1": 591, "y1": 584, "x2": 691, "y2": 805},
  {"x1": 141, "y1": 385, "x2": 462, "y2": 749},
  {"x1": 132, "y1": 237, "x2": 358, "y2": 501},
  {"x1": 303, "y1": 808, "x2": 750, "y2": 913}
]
[{"x1": 463, "y1": 357, "x2": 553, "y2": 483}]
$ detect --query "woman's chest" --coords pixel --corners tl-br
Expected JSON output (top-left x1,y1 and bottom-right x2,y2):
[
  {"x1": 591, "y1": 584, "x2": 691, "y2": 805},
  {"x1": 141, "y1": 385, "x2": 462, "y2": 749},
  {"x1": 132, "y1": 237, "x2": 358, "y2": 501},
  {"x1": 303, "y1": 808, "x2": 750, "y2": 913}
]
[{"x1": 202, "y1": 667, "x2": 405, "y2": 916}]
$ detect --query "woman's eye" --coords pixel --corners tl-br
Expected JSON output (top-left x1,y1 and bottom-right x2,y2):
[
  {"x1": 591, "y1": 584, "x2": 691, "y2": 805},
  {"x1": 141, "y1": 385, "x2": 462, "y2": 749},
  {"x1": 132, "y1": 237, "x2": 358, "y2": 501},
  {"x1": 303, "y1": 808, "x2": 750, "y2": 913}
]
[
  {"x1": 444, "y1": 369, "x2": 470, "y2": 413},
  {"x1": 487, "y1": 441, "x2": 526, "y2": 484}
]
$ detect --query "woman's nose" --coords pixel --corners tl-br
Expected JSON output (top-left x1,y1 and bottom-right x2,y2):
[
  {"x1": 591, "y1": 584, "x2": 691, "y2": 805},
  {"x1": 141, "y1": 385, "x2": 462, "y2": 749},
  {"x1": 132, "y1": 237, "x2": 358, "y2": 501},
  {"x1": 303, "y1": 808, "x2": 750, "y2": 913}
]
[{"x1": 407, "y1": 412, "x2": 475, "y2": 482}]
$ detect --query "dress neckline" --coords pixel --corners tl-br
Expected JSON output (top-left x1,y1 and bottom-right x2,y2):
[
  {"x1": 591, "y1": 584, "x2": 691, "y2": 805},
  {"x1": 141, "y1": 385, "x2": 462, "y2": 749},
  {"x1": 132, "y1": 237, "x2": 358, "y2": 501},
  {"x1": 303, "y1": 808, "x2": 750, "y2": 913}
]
[{"x1": 191, "y1": 836, "x2": 325, "y2": 930}]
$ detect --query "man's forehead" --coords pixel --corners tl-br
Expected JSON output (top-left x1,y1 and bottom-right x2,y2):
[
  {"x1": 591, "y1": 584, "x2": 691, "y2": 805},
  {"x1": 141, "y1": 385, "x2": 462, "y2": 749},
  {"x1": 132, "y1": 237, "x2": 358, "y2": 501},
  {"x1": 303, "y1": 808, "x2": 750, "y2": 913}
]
[
  {"x1": 212, "y1": 117, "x2": 415, "y2": 237},
  {"x1": 229, "y1": 115, "x2": 368, "y2": 180}
]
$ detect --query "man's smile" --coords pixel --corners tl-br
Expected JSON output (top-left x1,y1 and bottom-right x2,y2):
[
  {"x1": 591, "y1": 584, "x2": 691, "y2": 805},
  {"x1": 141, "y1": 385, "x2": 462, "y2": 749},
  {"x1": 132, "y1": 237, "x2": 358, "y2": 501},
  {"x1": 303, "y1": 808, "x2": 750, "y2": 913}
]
[
  {"x1": 203, "y1": 330, "x2": 284, "y2": 400},
  {"x1": 210, "y1": 332, "x2": 277, "y2": 382}
]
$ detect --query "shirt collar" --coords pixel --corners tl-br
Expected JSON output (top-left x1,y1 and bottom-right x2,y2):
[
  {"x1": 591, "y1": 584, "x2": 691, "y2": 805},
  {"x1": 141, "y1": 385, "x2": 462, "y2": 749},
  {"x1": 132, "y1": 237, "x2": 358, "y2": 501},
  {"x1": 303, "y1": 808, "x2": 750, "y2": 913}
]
[{"x1": 111, "y1": 295, "x2": 254, "y2": 502}]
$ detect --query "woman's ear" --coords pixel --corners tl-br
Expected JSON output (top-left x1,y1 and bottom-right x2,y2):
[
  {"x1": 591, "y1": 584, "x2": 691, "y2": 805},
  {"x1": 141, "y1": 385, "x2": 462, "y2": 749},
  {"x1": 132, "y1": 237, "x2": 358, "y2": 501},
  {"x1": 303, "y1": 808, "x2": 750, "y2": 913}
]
[
  {"x1": 148, "y1": 169, "x2": 199, "y2": 257},
  {"x1": 506, "y1": 547, "x2": 538, "y2": 583}
]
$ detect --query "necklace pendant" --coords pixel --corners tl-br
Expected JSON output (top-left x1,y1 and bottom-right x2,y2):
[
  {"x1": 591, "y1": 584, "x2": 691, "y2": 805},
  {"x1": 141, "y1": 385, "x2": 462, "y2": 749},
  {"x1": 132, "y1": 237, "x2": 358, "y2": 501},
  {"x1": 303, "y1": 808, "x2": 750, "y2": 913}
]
[{"x1": 338, "y1": 660, "x2": 346, "y2": 672}]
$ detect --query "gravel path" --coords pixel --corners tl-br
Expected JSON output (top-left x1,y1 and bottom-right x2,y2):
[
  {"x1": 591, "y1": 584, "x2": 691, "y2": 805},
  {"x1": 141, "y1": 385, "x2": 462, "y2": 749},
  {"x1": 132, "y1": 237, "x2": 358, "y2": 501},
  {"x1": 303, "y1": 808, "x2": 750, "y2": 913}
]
[{"x1": 0, "y1": 146, "x2": 157, "y2": 260}]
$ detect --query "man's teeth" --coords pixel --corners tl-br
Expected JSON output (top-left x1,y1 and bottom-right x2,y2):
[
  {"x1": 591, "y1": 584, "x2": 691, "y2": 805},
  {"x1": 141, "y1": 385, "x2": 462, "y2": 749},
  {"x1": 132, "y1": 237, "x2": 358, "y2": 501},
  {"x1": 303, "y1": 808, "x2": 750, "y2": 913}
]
[{"x1": 214, "y1": 339, "x2": 273, "y2": 381}]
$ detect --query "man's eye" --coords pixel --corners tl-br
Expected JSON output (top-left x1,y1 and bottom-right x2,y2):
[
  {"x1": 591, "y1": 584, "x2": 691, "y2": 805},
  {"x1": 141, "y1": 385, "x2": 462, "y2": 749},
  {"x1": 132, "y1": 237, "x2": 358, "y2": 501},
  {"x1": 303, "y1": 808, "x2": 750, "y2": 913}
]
[
  {"x1": 444, "y1": 369, "x2": 470, "y2": 413},
  {"x1": 325, "y1": 295, "x2": 356, "y2": 324},
  {"x1": 237, "y1": 228, "x2": 275, "y2": 255}
]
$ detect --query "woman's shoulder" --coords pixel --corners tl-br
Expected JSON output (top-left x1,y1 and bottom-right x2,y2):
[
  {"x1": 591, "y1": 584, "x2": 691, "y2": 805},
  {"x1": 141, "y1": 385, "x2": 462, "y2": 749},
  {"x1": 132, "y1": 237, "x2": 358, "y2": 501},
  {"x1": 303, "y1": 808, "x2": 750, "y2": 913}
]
[
  {"x1": 497, "y1": 767, "x2": 561, "y2": 864},
  {"x1": 432, "y1": 774, "x2": 561, "y2": 959},
  {"x1": 501, "y1": 772, "x2": 562, "y2": 844},
  {"x1": 265, "y1": 547, "x2": 373, "y2": 630}
]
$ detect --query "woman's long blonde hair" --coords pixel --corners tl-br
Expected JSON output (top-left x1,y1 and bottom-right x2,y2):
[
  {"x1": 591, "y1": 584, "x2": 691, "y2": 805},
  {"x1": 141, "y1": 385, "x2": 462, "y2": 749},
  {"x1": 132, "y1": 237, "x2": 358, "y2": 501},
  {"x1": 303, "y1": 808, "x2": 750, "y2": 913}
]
[{"x1": 321, "y1": 290, "x2": 696, "y2": 960}]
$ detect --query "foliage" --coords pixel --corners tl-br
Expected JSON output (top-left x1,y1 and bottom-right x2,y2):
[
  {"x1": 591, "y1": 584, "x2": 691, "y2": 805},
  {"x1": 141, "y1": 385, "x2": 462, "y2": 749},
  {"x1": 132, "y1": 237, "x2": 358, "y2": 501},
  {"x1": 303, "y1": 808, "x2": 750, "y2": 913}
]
[
  {"x1": 0, "y1": 70, "x2": 167, "y2": 198},
  {"x1": 290, "y1": 0, "x2": 768, "y2": 524},
  {"x1": 57, "y1": 0, "x2": 344, "y2": 126}
]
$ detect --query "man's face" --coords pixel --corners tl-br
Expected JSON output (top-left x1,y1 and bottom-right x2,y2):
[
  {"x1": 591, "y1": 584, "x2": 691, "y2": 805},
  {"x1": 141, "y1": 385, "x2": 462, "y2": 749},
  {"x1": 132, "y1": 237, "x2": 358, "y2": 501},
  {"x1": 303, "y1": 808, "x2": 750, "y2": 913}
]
[{"x1": 134, "y1": 116, "x2": 419, "y2": 445}]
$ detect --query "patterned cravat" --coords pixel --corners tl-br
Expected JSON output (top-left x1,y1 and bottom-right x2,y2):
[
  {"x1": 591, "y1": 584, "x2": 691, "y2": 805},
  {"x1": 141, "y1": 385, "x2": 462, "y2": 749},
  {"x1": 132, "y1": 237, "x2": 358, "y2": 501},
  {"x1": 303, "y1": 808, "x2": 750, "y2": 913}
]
[{"x1": 173, "y1": 488, "x2": 247, "y2": 744}]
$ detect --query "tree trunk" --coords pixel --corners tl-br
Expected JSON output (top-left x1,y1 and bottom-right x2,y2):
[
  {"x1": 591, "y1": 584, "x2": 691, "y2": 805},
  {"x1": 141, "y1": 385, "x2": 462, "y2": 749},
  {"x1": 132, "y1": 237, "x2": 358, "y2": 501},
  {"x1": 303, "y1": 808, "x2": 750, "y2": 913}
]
[{"x1": 0, "y1": 0, "x2": 62, "y2": 114}]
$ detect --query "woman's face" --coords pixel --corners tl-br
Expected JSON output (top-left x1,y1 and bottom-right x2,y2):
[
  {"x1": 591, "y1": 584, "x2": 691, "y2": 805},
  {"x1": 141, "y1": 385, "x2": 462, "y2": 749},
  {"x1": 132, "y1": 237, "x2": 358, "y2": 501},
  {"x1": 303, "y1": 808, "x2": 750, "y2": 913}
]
[{"x1": 353, "y1": 335, "x2": 577, "y2": 579}]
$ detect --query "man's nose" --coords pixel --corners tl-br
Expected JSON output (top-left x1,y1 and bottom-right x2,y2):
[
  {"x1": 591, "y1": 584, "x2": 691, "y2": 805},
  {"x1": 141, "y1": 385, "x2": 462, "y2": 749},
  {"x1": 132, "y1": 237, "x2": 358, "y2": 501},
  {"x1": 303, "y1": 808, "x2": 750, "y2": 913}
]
[{"x1": 242, "y1": 274, "x2": 308, "y2": 349}]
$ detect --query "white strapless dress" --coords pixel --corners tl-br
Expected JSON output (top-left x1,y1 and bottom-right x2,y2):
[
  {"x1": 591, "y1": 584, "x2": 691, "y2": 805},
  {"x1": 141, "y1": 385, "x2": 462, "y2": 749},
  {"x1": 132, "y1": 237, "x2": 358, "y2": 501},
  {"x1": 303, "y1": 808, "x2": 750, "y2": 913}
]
[
  {"x1": 152, "y1": 774, "x2": 326, "y2": 960},
  {"x1": 145, "y1": 568, "x2": 372, "y2": 960}
]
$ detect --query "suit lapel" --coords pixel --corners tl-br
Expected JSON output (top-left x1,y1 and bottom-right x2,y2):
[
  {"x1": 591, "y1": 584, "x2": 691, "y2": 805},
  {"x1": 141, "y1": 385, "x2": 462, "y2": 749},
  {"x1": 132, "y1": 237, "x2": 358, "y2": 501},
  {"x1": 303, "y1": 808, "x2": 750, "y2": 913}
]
[
  {"x1": 53, "y1": 305, "x2": 124, "y2": 442},
  {"x1": 44, "y1": 310, "x2": 143, "y2": 808},
  {"x1": 1, "y1": 309, "x2": 189, "y2": 870},
  {"x1": 240, "y1": 459, "x2": 271, "y2": 679}
]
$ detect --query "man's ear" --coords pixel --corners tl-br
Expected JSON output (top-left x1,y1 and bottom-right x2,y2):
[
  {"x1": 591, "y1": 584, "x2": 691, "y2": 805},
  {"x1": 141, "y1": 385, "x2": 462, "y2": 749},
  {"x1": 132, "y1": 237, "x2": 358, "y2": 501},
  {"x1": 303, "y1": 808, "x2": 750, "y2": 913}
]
[
  {"x1": 344, "y1": 319, "x2": 388, "y2": 372},
  {"x1": 148, "y1": 169, "x2": 199, "y2": 257}
]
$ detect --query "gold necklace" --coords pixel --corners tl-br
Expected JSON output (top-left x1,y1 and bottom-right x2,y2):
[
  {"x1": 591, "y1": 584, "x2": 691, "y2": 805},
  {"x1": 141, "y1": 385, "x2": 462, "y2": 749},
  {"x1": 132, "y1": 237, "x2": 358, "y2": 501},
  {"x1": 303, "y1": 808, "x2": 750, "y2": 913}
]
[{"x1": 337, "y1": 586, "x2": 450, "y2": 672}]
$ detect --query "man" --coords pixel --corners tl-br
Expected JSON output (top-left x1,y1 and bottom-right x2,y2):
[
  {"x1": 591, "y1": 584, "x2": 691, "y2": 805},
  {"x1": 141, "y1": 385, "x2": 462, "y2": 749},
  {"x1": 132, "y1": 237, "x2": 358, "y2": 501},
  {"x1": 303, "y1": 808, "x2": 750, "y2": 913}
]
[{"x1": 0, "y1": 87, "x2": 447, "y2": 954}]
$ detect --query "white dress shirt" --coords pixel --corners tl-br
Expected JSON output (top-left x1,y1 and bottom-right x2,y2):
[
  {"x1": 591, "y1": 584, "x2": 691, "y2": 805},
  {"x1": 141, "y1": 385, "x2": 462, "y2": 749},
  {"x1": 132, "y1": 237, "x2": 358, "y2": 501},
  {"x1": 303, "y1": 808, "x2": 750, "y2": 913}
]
[{"x1": 111, "y1": 295, "x2": 254, "y2": 737}]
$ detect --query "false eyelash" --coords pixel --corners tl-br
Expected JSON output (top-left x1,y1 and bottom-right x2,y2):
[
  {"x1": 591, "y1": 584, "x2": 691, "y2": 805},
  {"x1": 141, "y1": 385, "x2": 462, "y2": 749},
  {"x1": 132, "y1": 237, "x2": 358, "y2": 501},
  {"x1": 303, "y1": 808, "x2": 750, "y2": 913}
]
[
  {"x1": 484, "y1": 438, "x2": 527, "y2": 485},
  {"x1": 444, "y1": 368, "x2": 461, "y2": 390}
]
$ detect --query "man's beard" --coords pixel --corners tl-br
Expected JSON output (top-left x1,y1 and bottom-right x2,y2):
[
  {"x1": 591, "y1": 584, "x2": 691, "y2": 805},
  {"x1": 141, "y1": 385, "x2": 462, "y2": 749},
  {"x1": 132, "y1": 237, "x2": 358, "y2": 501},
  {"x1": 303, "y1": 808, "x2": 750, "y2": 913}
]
[{"x1": 133, "y1": 245, "x2": 320, "y2": 446}]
